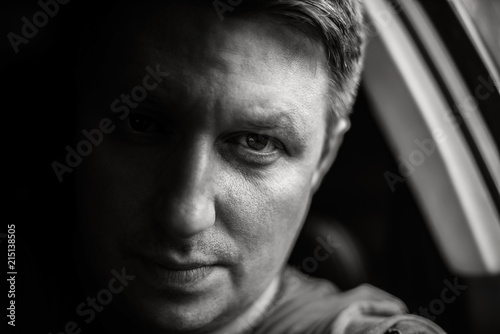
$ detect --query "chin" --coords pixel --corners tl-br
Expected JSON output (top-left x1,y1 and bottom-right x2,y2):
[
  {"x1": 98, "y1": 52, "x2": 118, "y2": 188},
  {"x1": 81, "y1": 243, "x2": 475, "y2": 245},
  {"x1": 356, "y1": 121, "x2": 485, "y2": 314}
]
[{"x1": 117, "y1": 278, "x2": 236, "y2": 334}]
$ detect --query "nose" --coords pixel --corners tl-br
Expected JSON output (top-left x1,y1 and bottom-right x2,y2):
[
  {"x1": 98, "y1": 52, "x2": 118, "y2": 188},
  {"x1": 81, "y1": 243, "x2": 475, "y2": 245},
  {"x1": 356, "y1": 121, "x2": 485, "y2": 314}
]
[{"x1": 154, "y1": 138, "x2": 216, "y2": 239}]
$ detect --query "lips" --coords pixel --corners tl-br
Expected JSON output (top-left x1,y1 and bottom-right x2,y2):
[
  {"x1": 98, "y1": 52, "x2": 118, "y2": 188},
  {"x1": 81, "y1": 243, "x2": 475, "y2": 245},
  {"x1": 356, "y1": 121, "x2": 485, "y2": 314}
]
[
  {"x1": 151, "y1": 259, "x2": 212, "y2": 271},
  {"x1": 138, "y1": 255, "x2": 218, "y2": 289}
]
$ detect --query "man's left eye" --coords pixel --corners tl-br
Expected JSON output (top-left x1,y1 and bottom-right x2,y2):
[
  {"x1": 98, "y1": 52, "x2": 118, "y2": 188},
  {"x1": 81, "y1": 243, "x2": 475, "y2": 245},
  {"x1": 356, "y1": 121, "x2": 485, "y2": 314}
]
[{"x1": 233, "y1": 133, "x2": 283, "y2": 153}]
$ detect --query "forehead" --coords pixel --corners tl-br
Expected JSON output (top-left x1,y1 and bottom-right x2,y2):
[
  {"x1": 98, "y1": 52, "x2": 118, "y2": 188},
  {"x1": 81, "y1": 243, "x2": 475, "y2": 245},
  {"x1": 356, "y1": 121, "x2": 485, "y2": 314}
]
[
  {"x1": 84, "y1": 2, "x2": 330, "y2": 134},
  {"x1": 106, "y1": 3, "x2": 326, "y2": 66}
]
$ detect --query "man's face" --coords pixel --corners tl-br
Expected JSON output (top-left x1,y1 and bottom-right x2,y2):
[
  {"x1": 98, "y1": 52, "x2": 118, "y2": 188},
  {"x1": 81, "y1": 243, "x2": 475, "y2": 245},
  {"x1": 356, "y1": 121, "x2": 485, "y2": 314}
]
[{"x1": 76, "y1": 3, "x2": 339, "y2": 333}]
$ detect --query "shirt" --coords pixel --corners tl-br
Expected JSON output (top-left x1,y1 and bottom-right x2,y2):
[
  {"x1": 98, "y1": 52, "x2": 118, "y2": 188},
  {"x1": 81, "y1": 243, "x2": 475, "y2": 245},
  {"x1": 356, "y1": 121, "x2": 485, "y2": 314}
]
[{"x1": 249, "y1": 267, "x2": 447, "y2": 334}]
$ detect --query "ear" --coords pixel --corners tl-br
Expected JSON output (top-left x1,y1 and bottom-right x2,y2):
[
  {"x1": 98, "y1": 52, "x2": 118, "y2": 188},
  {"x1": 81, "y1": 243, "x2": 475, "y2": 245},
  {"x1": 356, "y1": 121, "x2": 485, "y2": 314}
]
[{"x1": 311, "y1": 117, "x2": 350, "y2": 193}]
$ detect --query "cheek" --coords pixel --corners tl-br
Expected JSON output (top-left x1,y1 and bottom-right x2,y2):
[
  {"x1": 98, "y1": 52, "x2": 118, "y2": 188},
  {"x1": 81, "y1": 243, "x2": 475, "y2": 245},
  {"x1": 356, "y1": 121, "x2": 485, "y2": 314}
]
[
  {"x1": 76, "y1": 143, "x2": 160, "y2": 259},
  {"x1": 218, "y1": 164, "x2": 315, "y2": 270},
  {"x1": 217, "y1": 130, "x2": 325, "y2": 262}
]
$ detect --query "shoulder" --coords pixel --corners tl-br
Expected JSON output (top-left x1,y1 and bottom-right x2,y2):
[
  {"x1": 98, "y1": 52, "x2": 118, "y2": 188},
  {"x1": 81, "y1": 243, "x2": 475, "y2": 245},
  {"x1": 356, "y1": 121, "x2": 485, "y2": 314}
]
[{"x1": 253, "y1": 267, "x2": 446, "y2": 334}]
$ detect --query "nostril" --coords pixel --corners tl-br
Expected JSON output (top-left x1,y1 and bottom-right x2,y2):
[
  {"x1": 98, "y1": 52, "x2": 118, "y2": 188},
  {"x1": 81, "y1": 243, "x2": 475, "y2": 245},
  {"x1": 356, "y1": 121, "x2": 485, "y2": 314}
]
[
  {"x1": 155, "y1": 194, "x2": 216, "y2": 239},
  {"x1": 386, "y1": 329, "x2": 403, "y2": 334}
]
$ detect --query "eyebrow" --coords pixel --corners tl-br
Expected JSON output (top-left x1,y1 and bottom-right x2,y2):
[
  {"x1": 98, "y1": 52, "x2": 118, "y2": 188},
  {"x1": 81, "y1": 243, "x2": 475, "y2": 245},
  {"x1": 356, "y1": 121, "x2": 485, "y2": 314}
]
[{"x1": 236, "y1": 108, "x2": 308, "y2": 147}]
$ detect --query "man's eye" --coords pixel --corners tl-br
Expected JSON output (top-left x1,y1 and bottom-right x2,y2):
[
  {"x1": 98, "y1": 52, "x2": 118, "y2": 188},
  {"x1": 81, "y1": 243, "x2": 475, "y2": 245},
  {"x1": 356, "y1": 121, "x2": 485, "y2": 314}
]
[
  {"x1": 245, "y1": 134, "x2": 272, "y2": 151},
  {"x1": 232, "y1": 133, "x2": 284, "y2": 154},
  {"x1": 116, "y1": 112, "x2": 174, "y2": 145},
  {"x1": 128, "y1": 114, "x2": 162, "y2": 133}
]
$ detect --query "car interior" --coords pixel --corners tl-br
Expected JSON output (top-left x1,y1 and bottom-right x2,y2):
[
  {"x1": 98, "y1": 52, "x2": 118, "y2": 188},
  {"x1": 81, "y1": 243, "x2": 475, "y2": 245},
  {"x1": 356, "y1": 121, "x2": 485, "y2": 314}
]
[
  {"x1": 289, "y1": 2, "x2": 500, "y2": 334},
  {"x1": 288, "y1": 84, "x2": 466, "y2": 334}
]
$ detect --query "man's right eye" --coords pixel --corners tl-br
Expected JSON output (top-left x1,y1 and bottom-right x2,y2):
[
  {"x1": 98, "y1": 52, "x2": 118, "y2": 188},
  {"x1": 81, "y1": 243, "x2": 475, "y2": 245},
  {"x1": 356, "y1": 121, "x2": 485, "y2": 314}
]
[
  {"x1": 117, "y1": 112, "x2": 174, "y2": 144},
  {"x1": 128, "y1": 114, "x2": 163, "y2": 133}
]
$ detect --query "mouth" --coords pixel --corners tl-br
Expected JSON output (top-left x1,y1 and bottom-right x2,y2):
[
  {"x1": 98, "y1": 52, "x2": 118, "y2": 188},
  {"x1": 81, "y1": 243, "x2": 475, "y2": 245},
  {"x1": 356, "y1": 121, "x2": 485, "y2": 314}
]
[
  {"x1": 152, "y1": 260, "x2": 212, "y2": 271},
  {"x1": 138, "y1": 256, "x2": 219, "y2": 291}
]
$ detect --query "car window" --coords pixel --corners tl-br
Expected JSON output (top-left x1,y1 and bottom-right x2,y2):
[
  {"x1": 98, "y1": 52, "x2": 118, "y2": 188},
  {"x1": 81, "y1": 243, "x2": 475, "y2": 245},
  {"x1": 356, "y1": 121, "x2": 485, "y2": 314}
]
[{"x1": 458, "y1": 0, "x2": 500, "y2": 72}]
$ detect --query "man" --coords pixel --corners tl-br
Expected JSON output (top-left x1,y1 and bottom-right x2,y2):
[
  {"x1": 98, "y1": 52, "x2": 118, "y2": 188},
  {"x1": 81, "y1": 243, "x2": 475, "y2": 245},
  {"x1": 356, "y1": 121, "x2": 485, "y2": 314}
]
[{"x1": 73, "y1": 0, "x2": 445, "y2": 333}]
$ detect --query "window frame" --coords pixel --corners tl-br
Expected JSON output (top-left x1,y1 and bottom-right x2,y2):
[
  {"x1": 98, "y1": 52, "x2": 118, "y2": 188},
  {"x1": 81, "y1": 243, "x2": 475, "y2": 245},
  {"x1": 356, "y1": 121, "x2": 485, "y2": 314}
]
[{"x1": 361, "y1": 0, "x2": 500, "y2": 276}]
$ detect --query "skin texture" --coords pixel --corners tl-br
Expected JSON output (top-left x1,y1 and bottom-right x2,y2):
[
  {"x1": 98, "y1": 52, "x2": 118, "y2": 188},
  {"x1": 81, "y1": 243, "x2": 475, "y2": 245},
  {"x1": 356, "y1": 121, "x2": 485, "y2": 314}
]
[{"x1": 76, "y1": 3, "x2": 348, "y2": 333}]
